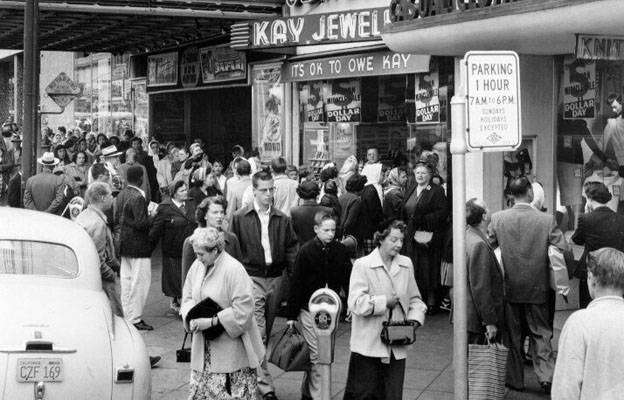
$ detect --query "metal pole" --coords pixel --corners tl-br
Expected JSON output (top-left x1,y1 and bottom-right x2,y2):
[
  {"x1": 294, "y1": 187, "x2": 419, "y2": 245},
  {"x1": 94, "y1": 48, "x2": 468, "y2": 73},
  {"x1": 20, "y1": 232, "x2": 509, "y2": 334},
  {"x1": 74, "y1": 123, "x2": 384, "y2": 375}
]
[
  {"x1": 450, "y1": 90, "x2": 468, "y2": 399},
  {"x1": 320, "y1": 364, "x2": 330, "y2": 400},
  {"x1": 32, "y1": 0, "x2": 40, "y2": 167},
  {"x1": 22, "y1": 0, "x2": 34, "y2": 180}
]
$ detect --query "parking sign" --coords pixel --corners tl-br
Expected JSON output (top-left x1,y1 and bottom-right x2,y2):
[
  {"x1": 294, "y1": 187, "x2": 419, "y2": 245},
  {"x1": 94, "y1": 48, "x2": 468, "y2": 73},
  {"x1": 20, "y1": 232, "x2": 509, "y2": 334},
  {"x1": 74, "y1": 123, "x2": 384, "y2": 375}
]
[{"x1": 464, "y1": 51, "x2": 521, "y2": 152}]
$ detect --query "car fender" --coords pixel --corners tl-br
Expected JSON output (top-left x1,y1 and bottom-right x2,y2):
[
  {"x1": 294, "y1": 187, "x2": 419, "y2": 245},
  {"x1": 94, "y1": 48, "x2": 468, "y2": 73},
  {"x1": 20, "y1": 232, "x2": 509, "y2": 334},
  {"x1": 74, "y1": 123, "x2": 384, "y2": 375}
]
[{"x1": 110, "y1": 316, "x2": 151, "y2": 400}]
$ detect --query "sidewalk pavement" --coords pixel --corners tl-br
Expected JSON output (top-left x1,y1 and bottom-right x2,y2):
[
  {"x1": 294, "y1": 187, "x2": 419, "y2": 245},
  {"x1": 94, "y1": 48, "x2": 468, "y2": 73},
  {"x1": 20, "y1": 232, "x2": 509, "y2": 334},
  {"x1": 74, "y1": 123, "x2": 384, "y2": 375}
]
[{"x1": 142, "y1": 253, "x2": 568, "y2": 400}]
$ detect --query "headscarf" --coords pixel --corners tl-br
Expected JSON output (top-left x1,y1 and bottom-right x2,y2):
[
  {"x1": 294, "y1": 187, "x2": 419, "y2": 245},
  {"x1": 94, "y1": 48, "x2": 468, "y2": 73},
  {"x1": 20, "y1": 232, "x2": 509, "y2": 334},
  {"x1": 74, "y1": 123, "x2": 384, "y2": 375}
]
[
  {"x1": 384, "y1": 168, "x2": 403, "y2": 196},
  {"x1": 362, "y1": 162, "x2": 383, "y2": 203}
]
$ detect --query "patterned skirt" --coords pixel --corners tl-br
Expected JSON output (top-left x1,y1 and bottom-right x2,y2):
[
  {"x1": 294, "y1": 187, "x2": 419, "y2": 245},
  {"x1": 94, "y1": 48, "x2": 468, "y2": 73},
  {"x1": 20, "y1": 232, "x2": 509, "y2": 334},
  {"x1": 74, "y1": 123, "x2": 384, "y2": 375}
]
[{"x1": 188, "y1": 336, "x2": 258, "y2": 400}]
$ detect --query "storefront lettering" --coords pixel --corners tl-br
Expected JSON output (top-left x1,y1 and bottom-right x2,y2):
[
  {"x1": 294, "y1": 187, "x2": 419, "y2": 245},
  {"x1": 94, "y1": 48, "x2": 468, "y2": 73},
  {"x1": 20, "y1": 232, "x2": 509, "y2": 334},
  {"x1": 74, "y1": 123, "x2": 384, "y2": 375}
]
[
  {"x1": 234, "y1": 8, "x2": 390, "y2": 49},
  {"x1": 389, "y1": 0, "x2": 520, "y2": 22},
  {"x1": 576, "y1": 34, "x2": 624, "y2": 61},
  {"x1": 416, "y1": 104, "x2": 439, "y2": 122},
  {"x1": 286, "y1": 52, "x2": 417, "y2": 81}
]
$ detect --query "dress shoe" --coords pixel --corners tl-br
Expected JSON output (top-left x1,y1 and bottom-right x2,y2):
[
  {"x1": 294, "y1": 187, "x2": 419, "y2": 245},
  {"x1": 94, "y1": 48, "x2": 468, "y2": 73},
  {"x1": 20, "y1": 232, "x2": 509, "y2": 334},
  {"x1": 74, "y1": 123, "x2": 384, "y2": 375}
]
[
  {"x1": 540, "y1": 381, "x2": 552, "y2": 394},
  {"x1": 149, "y1": 355, "x2": 161, "y2": 368},
  {"x1": 263, "y1": 392, "x2": 278, "y2": 400},
  {"x1": 134, "y1": 320, "x2": 154, "y2": 331}
]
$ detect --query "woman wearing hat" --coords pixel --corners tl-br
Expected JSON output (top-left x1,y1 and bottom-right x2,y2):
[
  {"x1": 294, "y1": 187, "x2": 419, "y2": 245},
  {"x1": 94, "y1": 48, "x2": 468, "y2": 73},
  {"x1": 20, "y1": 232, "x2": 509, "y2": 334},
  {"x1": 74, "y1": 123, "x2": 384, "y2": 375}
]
[
  {"x1": 150, "y1": 180, "x2": 197, "y2": 313},
  {"x1": 181, "y1": 227, "x2": 264, "y2": 400},
  {"x1": 401, "y1": 161, "x2": 448, "y2": 314}
]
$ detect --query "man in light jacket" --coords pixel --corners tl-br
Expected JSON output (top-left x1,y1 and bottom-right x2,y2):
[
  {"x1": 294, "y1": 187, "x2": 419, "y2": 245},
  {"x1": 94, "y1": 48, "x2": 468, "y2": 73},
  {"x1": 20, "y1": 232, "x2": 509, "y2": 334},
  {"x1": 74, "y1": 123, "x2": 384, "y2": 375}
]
[
  {"x1": 76, "y1": 182, "x2": 123, "y2": 317},
  {"x1": 489, "y1": 177, "x2": 567, "y2": 393}
]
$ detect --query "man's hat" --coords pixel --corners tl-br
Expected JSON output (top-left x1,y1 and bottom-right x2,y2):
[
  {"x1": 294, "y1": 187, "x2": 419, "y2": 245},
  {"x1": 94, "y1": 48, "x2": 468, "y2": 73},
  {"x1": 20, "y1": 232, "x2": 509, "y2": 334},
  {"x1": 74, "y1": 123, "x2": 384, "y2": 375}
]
[
  {"x1": 37, "y1": 152, "x2": 60, "y2": 166},
  {"x1": 101, "y1": 145, "x2": 122, "y2": 158}
]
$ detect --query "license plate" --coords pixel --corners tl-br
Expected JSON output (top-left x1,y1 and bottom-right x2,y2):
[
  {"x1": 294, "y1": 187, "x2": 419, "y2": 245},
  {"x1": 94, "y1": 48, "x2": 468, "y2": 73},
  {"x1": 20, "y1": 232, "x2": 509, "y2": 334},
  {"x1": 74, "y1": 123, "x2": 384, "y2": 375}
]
[{"x1": 17, "y1": 358, "x2": 63, "y2": 382}]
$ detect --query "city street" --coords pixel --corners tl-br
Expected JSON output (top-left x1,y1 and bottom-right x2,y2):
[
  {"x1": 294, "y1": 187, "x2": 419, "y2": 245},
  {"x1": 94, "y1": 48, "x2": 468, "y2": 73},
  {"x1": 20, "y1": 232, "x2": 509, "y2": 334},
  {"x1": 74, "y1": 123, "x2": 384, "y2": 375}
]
[{"x1": 142, "y1": 252, "x2": 565, "y2": 400}]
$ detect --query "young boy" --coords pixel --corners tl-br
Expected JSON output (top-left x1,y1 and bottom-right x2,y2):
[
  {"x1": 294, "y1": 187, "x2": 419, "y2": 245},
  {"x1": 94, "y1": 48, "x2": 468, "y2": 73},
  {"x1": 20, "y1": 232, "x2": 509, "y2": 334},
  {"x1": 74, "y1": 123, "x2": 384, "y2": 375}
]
[{"x1": 286, "y1": 210, "x2": 352, "y2": 400}]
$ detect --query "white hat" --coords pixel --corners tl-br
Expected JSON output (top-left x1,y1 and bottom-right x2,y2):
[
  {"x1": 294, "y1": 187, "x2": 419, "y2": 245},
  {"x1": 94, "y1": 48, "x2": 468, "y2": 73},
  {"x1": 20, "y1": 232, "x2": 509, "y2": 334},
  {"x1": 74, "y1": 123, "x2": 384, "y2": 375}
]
[
  {"x1": 101, "y1": 145, "x2": 122, "y2": 158},
  {"x1": 37, "y1": 152, "x2": 60, "y2": 166}
]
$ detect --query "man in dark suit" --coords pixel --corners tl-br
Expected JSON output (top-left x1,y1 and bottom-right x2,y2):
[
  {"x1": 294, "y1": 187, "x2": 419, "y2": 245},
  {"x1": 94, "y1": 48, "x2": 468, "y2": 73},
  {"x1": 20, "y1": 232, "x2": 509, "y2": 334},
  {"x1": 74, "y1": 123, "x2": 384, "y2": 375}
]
[
  {"x1": 465, "y1": 198, "x2": 505, "y2": 344},
  {"x1": 572, "y1": 181, "x2": 624, "y2": 308},
  {"x1": 230, "y1": 171, "x2": 298, "y2": 400},
  {"x1": 114, "y1": 165, "x2": 154, "y2": 331},
  {"x1": 489, "y1": 177, "x2": 567, "y2": 393},
  {"x1": 7, "y1": 163, "x2": 22, "y2": 208}
]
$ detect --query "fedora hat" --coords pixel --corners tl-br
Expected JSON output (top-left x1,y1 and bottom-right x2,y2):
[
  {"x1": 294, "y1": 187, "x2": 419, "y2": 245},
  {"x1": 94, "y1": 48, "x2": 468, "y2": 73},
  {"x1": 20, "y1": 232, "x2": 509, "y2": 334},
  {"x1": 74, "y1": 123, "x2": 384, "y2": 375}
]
[
  {"x1": 101, "y1": 145, "x2": 122, "y2": 158},
  {"x1": 37, "y1": 152, "x2": 60, "y2": 166}
]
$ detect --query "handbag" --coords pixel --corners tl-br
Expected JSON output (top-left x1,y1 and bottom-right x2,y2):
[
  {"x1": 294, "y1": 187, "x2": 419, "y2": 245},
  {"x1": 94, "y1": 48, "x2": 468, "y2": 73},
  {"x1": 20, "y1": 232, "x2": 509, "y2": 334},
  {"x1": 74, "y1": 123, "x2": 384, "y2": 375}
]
[
  {"x1": 468, "y1": 338, "x2": 509, "y2": 400},
  {"x1": 269, "y1": 324, "x2": 310, "y2": 372},
  {"x1": 380, "y1": 303, "x2": 417, "y2": 346},
  {"x1": 176, "y1": 332, "x2": 191, "y2": 363}
]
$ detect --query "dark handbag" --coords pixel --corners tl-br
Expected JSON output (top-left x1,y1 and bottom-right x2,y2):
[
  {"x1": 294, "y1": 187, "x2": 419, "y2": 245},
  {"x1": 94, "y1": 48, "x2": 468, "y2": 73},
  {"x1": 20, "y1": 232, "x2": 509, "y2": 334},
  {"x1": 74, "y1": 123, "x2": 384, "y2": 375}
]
[
  {"x1": 176, "y1": 332, "x2": 191, "y2": 363},
  {"x1": 380, "y1": 304, "x2": 417, "y2": 346},
  {"x1": 185, "y1": 297, "x2": 225, "y2": 340},
  {"x1": 269, "y1": 324, "x2": 310, "y2": 372}
]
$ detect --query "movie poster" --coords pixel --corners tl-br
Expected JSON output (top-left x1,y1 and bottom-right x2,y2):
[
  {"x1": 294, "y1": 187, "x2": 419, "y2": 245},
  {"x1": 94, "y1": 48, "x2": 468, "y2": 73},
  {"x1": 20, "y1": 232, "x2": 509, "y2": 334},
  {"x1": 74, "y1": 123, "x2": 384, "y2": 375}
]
[
  {"x1": 563, "y1": 56, "x2": 596, "y2": 119},
  {"x1": 324, "y1": 79, "x2": 361, "y2": 123},
  {"x1": 252, "y1": 64, "x2": 284, "y2": 162},
  {"x1": 415, "y1": 70, "x2": 440, "y2": 123}
]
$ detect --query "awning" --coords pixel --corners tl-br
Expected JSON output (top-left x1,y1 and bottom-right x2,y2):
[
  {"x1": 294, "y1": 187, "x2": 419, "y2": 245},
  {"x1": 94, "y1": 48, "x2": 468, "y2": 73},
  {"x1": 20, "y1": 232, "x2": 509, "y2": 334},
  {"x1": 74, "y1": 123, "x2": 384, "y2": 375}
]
[
  {"x1": 0, "y1": 0, "x2": 282, "y2": 54},
  {"x1": 281, "y1": 48, "x2": 430, "y2": 82},
  {"x1": 382, "y1": 0, "x2": 624, "y2": 56}
]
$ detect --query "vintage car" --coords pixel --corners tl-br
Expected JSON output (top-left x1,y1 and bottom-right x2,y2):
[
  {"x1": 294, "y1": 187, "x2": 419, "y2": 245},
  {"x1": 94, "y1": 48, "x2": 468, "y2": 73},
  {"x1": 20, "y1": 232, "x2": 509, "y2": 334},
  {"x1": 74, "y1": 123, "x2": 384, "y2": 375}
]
[{"x1": 0, "y1": 208, "x2": 150, "y2": 399}]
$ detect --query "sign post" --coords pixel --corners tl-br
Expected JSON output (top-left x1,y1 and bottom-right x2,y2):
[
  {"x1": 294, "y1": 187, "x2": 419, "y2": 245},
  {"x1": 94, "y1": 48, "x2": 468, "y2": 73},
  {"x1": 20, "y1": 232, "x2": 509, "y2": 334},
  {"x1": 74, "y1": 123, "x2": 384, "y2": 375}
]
[{"x1": 452, "y1": 51, "x2": 520, "y2": 400}]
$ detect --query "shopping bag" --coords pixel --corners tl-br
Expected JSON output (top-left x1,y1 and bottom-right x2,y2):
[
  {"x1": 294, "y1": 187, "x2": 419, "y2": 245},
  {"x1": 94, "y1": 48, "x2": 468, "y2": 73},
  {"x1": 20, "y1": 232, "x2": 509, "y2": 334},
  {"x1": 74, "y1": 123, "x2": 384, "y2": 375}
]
[
  {"x1": 269, "y1": 324, "x2": 310, "y2": 372},
  {"x1": 548, "y1": 245, "x2": 570, "y2": 298},
  {"x1": 468, "y1": 341, "x2": 508, "y2": 400},
  {"x1": 176, "y1": 332, "x2": 191, "y2": 363}
]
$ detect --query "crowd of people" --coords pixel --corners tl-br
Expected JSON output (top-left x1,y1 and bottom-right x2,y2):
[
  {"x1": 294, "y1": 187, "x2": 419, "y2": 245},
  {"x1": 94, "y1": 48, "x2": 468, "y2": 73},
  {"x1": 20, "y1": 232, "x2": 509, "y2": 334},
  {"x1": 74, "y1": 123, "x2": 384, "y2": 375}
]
[{"x1": 6, "y1": 122, "x2": 624, "y2": 400}]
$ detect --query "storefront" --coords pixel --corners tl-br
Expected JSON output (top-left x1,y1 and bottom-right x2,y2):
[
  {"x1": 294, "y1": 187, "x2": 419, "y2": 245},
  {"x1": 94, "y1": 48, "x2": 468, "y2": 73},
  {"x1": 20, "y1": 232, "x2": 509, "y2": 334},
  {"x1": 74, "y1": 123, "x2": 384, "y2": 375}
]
[
  {"x1": 144, "y1": 43, "x2": 250, "y2": 162},
  {"x1": 231, "y1": 0, "x2": 452, "y2": 183},
  {"x1": 382, "y1": 0, "x2": 624, "y2": 307}
]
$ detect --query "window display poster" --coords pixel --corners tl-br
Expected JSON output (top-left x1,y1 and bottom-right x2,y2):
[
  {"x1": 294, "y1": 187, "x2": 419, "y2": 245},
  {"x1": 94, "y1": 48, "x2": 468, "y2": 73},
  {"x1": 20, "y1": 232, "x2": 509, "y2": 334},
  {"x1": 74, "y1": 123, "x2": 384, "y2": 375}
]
[
  {"x1": 415, "y1": 70, "x2": 440, "y2": 123},
  {"x1": 563, "y1": 56, "x2": 596, "y2": 119},
  {"x1": 301, "y1": 82, "x2": 324, "y2": 122},
  {"x1": 303, "y1": 125, "x2": 330, "y2": 169},
  {"x1": 180, "y1": 46, "x2": 200, "y2": 88},
  {"x1": 378, "y1": 75, "x2": 406, "y2": 122},
  {"x1": 147, "y1": 52, "x2": 178, "y2": 87},
  {"x1": 331, "y1": 123, "x2": 357, "y2": 169},
  {"x1": 200, "y1": 47, "x2": 246, "y2": 83},
  {"x1": 324, "y1": 79, "x2": 361, "y2": 123},
  {"x1": 252, "y1": 64, "x2": 284, "y2": 162}
]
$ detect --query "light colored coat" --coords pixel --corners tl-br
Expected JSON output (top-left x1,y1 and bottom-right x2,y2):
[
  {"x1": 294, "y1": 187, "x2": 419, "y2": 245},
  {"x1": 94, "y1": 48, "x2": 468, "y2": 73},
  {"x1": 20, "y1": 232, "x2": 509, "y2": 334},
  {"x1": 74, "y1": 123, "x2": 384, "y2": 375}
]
[
  {"x1": 156, "y1": 157, "x2": 174, "y2": 189},
  {"x1": 180, "y1": 252, "x2": 264, "y2": 373},
  {"x1": 75, "y1": 206, "x2": 117, "y2": 282},
  {"x1": 225, "y1": 175, "x2": 252, "y2": 220},
  {"x1": 552, "y1": 296, "x2": 624, "y2": 400},
  {"x1": 348, "y1": 248, "x2": 427, "y2": 360},
  {"x1": 273, "y1": 174, "x2": 299, "y2": 216}
]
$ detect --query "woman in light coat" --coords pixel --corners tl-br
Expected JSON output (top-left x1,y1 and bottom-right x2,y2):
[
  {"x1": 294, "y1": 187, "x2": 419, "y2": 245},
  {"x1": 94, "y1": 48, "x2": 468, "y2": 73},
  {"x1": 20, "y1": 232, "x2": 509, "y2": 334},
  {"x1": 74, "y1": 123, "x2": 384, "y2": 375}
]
[
  {"x1": 181, "y1": 227, "x2": 264, "y2": 400},
  {"x1": 344, "y1": 220, "x2": 427, "y2": 400}
]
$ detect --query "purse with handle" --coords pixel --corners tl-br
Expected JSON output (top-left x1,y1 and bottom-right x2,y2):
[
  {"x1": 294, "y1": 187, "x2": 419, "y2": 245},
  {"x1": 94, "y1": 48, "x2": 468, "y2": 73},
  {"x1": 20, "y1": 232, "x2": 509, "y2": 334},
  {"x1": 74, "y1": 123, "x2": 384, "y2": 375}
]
[
  {"x1": 380, "y1": 303, "x2": 418, "y2": 346},
  {"x1": 176, "y1": 331, "x2": 191, "y2": 363}
]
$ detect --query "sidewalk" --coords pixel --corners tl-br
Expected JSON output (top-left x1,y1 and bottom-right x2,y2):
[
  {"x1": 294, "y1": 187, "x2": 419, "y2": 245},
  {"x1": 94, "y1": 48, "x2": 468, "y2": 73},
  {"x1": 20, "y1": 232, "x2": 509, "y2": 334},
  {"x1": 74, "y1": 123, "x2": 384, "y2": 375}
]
[{"x1": 142, "y1": 254, "x2": 565, "y2": 400}]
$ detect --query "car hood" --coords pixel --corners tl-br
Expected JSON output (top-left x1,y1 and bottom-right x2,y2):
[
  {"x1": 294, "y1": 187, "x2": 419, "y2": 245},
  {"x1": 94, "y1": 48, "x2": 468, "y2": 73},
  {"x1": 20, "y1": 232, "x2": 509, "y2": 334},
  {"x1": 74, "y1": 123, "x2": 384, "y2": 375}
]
[{"x1": 0, "y1": 282, "x2": 113, "y2": 399}]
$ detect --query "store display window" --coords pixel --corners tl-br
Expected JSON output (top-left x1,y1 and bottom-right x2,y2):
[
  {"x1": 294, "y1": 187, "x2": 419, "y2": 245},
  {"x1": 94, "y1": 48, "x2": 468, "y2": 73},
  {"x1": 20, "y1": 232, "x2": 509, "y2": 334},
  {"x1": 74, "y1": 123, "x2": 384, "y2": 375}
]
[
  {"x1": 295, "y1": 57, "x2": 454, "y2": 188},
  {"x1": 555, "y1": 56, "x2": 624, "y2": 233}
]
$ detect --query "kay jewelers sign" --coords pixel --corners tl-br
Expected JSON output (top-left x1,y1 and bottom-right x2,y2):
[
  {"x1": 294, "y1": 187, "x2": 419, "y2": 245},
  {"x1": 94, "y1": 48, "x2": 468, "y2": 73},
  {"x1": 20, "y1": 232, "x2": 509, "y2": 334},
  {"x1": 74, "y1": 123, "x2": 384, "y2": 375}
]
[{"x1": 465, "y1": 51, "x2": 521, "y2": 152}]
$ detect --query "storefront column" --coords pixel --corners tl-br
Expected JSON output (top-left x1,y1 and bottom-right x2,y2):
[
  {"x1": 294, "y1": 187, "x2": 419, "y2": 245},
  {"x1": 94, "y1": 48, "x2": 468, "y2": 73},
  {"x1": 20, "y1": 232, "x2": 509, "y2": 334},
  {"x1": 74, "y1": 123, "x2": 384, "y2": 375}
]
[
  {"x1": 13, "y1": 53, "x2": 23, "y2": 125},
  {"x1": 184, "y1": 92, "x2": 191, "y2": 144}
]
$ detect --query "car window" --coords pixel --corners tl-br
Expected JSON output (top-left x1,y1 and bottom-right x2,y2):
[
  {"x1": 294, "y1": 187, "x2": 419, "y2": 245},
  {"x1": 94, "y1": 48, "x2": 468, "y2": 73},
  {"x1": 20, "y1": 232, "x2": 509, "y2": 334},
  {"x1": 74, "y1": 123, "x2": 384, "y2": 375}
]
[{"x1": 0, "y1": 240, "x2": 78, "y2": 278}]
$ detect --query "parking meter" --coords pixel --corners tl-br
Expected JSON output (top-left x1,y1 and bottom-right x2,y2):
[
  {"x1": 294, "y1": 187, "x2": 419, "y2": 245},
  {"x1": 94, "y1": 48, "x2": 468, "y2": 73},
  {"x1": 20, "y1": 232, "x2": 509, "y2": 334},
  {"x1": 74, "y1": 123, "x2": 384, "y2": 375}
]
[{"x1": 308, "y1": 288, "x2": 342, "y2": 400}]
